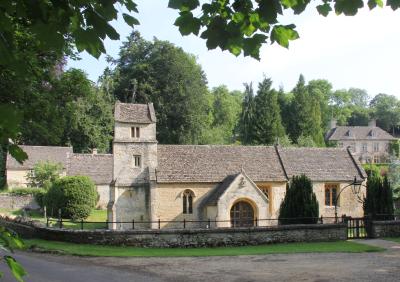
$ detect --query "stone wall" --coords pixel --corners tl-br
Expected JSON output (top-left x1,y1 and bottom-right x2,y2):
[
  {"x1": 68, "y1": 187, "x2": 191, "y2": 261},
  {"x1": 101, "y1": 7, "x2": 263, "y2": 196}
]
[
  {"x1": 371, "y1": 220, "x2": 400, "y2": 238},
  {"x1": 0, "y1": 194, "x2": 39, "y2": 210},
  {"x1": 0, "y1": 218, "x2": 347, "y2": 248}
]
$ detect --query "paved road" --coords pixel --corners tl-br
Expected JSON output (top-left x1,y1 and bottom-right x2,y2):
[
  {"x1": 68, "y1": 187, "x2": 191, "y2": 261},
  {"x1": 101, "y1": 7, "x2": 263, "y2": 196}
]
[{"x1": 1, "y1": 240, "x2": 400, "y2": 282}]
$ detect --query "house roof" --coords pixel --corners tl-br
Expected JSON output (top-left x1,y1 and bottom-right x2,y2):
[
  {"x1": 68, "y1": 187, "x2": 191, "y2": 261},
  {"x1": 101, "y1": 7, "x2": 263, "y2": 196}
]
[
  {"x1": 278, "y1": 147, "x2": 366, "y2": 182},
  {"x1": 66, "y1": 154, "x2": 113, "y2": 185},
  {"x1": 156, "y1": 145, "x2": 288, "y2": 183},
  {"x1": 114, "y1": 102, "x2": 156, "y2": 124},
  {"x1": 326, "y1": 126, "x2": 395, "y2": 141},
  {"x1": 6, "y1": 145, "x2": 73, "y2": 170}
]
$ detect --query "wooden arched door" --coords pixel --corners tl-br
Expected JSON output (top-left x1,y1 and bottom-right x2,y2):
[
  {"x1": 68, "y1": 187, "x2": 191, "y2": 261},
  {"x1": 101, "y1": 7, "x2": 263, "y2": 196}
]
[{"x1": 230, "y1": 201, "x2": 254, "y2": 227}]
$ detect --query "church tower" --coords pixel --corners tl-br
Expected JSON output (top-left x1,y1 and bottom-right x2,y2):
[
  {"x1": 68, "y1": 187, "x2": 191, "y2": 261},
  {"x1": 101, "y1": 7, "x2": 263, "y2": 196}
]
[{"x1": 108, "y1": 102, "x2": 157, "y2": 229}]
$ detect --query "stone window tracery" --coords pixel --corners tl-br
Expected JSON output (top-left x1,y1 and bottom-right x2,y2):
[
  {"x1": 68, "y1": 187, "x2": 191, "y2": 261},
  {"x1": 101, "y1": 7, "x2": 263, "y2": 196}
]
[{"x1": 182, "y1": 189, "x2": 194, "y2": 214}]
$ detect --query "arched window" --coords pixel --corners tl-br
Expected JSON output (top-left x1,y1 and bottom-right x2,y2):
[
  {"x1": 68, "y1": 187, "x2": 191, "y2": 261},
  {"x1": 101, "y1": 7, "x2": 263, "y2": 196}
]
[{"x1": 182, "y1": 190, "x2": 194, "y2": 214}]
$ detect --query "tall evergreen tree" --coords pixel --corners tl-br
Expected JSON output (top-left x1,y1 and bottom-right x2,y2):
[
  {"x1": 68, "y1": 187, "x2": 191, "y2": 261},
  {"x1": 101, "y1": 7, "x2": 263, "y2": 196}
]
[
  {"x1": 364, "y1": 175, "x2": 394, "y2": 220},
  {"x1": 279, "y1": 174, "x2": 319, "y2": 224},
  {"x1": 252, "y1": 77, "x2": 285, "y2": 145},
  {"x1": 288, "y1": 75, "x2": 325, "y2": 146},
  {"x1": 239, "y1": 83, "x2": 256, "y2": 144}
]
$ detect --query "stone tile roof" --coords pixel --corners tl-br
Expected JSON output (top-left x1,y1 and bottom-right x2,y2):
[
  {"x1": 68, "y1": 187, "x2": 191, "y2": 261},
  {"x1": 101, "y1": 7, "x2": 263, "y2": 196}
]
[
  {"x1": 6, "y1": 145, "x2": 73, "y2": 170},
  {"x1": 66, "y1": 154, "x2": 113, "y2": 185},
  {"x1": 326, "y1": 126, "x2": 396, "y2": 141},
  {"x1": 278, "y1": 147, "x2": 366, "y2": 182},
  {"x1": 156, "y1": 145, "x2": 287, "y2": 183},
  {"x1": 114, "y1": 102, "x2": 156, "y2": 123},
  {"x1": 202, "y1": 174, "x2": 238, "y2": 206}
]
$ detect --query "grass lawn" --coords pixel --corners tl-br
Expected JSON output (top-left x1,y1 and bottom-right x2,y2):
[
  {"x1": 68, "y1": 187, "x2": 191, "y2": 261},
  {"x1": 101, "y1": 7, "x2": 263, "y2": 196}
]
[
  {"x1": 24, "y1": 239, "x2": 383, "y2": 257},
  {"x1": 384, "y1": 237, "x2": 400, "y2": 243},
  {"x1": 47, "y1": 210, "x2": 107, "y2": 230},
  {"x1": 0, "y1": 208, "x2": 107, "y2": 230}
]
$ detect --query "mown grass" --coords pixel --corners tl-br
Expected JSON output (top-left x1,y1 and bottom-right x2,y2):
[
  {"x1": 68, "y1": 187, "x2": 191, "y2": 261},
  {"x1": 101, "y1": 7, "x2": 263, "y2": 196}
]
[
  {"x1": 46, "y1": 210, "x2": 107, "y2": 230},
  {"x1": 24, "y1": 239, "x2": 383, "y2": 257},
  {"x1": 0, "y1": 208, "x2": 107, "y2": 230},
  {"x1": 385, "y1": 237, "x2": 400, "y2": 243}
]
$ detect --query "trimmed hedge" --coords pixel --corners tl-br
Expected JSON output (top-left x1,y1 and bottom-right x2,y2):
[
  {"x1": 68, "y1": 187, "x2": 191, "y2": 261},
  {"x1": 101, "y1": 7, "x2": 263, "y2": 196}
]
[{"x1": 45, "y1": 176, "x2": 98, "y2": 220}]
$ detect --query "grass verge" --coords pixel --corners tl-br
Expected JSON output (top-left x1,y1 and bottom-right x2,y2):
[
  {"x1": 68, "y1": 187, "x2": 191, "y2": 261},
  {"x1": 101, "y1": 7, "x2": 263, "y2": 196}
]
[
  {"x1": 24, "y1": 239, "x2": 383, "y2": 257},
  {"x1": 384, "y1": 237, "x2": 400, "y2": 243}
]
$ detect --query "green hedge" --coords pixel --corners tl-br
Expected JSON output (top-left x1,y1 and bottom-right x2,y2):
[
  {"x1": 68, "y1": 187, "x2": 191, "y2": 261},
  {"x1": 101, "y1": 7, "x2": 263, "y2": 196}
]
[{"x1": 45, "y1": 176, "x2": 98, "y2": 220}]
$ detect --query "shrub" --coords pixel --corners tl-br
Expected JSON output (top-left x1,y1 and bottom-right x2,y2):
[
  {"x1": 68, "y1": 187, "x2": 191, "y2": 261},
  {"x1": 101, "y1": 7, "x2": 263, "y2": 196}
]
[
  {"x1": 27, "y1": 161, "x2": 63, "y2": 189},
  {"x1": 364, "y1": 174, "x2": 394, "y2": 220},
  {"x1": 45, "y1": 176, "x2": 97, "y2": 220},
  {"x1": 279, "y1": 174, "x2": 319, "y2": 225},
  {"x1": 8, "y1": 187, "x2": 44, "y2": 196}
]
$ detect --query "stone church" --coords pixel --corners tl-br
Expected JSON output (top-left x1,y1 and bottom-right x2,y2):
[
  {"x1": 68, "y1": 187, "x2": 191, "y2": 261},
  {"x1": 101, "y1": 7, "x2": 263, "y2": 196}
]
[
  {"x1": 6, "y1": 102, "x2": 367, "y2": 229},
  {"x1": 109, "y1": 102, "x2": 367, "y2": 229}
]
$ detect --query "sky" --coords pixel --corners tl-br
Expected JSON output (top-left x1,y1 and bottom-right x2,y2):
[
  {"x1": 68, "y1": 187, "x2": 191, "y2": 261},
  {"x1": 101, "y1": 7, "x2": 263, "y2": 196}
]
[{"x1": 67, "y1": 1, "x2": 400, "y2": 98}]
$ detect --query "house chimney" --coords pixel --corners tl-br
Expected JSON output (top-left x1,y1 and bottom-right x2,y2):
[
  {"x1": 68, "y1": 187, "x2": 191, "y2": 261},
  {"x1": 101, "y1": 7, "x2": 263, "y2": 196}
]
[
  {"x1": 329, "y1": 119, "x2": 337, "y2": 129},
  {"x1": 368, "y1": 119, "x2": 376, "y2": 127},
  {"x1": 92, "y1": 148, "x2": 98, "y2": 154}
]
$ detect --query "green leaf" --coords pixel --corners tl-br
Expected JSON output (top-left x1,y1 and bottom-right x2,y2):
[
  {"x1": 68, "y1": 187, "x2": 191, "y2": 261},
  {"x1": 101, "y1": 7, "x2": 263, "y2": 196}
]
[
  {"x1": 124, "y1": 0, "x2": 139, "y2": 13},
  {"x1": 174, "y1": 11, "x2": 201, "y2": 35},
  {"x1": 257, "y1": 0, "x2": 282, "y2": 23},
  {"x1": 5, "y1": 256, "x2": 27, "y2": 282},
  {"x1": 386, "y1": 0, "x2": 400, "y2": 9},
  {"x1": 368, "y1": 0, "x2": 384, "y2": 9},
  {"x1": 317, "y1": 3, "x2": 332, "y2": 16},
  {"x1": 122, "y1": 13, "x2": 140, "y2": 26},
  {"x1": 232, "y1": 12, "x2": 245, "y2": 23},
  {"x1": 334, "y1": 0, "x2": 364, "y2": 16},
  {"x1": 271, "y1": 24, "x2": 299, "y2": 48},
  {"x1": 243, "y1": 34, "x2": 267, "y2": 60},
  {"x1": 8, "y1": 145, "x2": 28, "y2": 164},
  {"x1": 168, "y1": 0, "x2": 200, "y2": 11},
  {"x1": 281, "y1": 0, "x2": 310, "y2": 14}
]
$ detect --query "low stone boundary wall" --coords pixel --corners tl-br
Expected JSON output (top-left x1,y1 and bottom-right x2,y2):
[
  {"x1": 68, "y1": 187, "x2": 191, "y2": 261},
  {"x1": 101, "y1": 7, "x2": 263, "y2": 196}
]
[
  {"x1": 0, "y1": 218, "x2": 347, "y2": 247},
  {"x1": 0, "y1": 194, "x2": 39, "y2": 210},
  {"x1": 371, "y1": 220, "x2": 400, "y2": 238}
]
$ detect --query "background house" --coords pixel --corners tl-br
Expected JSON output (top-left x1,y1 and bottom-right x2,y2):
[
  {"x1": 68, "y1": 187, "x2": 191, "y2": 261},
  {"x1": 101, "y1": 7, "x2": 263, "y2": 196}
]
[{"x1": 325, "y1": 119, "x2": 397, "y2": 164}]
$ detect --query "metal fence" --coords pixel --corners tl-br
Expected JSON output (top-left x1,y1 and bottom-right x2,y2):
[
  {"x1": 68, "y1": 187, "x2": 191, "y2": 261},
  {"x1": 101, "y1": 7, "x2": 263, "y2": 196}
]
[{"x1": 46, "y1": 215, "x2": 346, "y2": 230}]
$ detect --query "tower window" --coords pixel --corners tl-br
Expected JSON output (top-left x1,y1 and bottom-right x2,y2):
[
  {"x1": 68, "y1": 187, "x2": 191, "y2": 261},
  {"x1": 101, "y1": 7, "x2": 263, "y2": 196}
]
[
  {"x1": 131, "y1": 127, "x2": 140, "y2": 138},
  {"x1": 133, "y1": 155, "x2": 141, "y2": 167},
  {"x1": 182, "y1": 190, "x2": 194, "y2": 214}
]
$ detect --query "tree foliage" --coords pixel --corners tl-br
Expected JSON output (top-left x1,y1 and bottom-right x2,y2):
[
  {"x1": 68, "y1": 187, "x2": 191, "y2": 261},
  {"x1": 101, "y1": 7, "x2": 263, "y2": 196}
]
[
  {"x1": 279, "y1": 174, "x2": 319, "y2": 225},
  {"x1": 205, "y1": 86, "x2": 243, "y2": 144},
  {"x1": 27, "y1": 161, "x2": 63, "y2": 190},
  {"x1": 252, "y1": 77, "x2": 285, "y2": 145},
  {"x1": 0, "y1": 226, "x2": 26, "y2": 282},
  {"x1": 107, "y1": 32, "x2": 212, "y2": 144},
  {"x1": 168, "y1": 0, "x2": 400, "y2": 59},
  {"x1": 45, "y1": 176, "x2": 98, "y2": 220},
  {"x1": 364, "y1": 174, "x2": 394, "y2": 220}
]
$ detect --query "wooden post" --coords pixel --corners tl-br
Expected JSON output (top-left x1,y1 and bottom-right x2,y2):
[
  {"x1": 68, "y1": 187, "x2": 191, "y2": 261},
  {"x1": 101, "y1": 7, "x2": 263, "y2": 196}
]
[
  {"x1": 132, "y1": 219, "x2": 135, "y2": 230},
  {"x1": 158, "y1": 218, "x2": 161, "y2": 229},
  {"x1": 183, "y1": 218, "x2": 186, "y2": 229}
]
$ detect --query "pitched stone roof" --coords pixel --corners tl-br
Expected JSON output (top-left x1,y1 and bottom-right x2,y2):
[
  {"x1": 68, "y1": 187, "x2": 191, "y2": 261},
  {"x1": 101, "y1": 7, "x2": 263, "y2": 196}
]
[
  {"x1": 278, "y1": 147, "x2": 366, "y2": 182},
  {"x1": 114, "y1": 102, "x2": 156, "y2": 123},
  {"x1": 6, "y1": 145, "x2": 73, "y2": 170},
  {"x1": 66, "y1": 154, "x2": 113, "y2": 185},
  {"x1": 202, "y1": 174, "x2": 238, "y2": 206},
  {"x1": 156, "y1": 145, "x2": 287, "y2": 183},
  {"x1": 326, "y1": 126, "x2": 395, "y2": 141}
]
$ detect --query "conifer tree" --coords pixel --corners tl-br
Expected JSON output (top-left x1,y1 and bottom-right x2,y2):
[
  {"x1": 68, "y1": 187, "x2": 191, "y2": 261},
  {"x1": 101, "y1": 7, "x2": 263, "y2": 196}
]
[
  {"x1": 252, "y1": 77, "x2": 285, "y2": 145},
  {"x1": 279, "y1": 174, "x2": 319, "y2": 224},
  {"x1": 239, "y1": 83, "x2": 256, "y2": 144},
  {"x1": 364, "y1": 175, "x2": 394, "y2": 220},
  {"x1": 288, "y1": 75, "x2": 325, "y2": 146}
]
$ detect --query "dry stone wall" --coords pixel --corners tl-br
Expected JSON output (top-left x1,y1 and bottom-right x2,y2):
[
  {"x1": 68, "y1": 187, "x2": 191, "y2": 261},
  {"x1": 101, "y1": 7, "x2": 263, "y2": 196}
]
[{"x1": 0, "y1": 218, "x2": 346, "y2": 248}]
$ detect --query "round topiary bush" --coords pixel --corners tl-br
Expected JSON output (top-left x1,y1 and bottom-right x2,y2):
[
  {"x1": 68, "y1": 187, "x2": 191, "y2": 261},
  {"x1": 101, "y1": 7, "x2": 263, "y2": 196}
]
[{"x1": 45, "y1": 176, "x2": 97, "y2": 220}]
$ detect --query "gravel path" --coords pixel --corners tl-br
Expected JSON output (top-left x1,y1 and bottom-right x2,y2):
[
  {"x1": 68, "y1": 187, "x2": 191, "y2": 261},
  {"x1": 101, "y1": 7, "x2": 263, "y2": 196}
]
[{"x1": 0, "y1": 240, "x2": 399, "y2": 282}]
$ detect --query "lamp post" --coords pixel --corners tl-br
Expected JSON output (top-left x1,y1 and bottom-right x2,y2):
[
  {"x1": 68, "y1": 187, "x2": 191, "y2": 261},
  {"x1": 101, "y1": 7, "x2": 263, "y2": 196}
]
[{"x1": 334, "y1": 176, "x2": 364, "y2": 223}]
